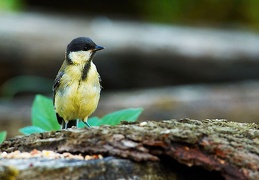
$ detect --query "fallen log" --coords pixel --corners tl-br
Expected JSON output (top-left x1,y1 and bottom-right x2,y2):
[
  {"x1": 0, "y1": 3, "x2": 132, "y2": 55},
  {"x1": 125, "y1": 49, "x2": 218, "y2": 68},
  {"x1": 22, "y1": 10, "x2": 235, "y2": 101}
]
[{"x1": 0, "y1": 119, "x2": 258, "y2": 179}]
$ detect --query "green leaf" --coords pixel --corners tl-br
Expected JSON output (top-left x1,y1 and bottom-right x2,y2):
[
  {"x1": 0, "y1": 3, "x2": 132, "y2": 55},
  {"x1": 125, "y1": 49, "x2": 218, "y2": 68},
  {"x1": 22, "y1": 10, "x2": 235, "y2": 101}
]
[
  {"x1": 19, "y1": 126, "x2": 46, "y2": 135},
  {"x1": 0, "y1": 131, "x2": 7, "y2": 143},
  {"x1": 77, "y1": 120, "x2": 84, "y2": 128},
  {"x1": 89, "y1": 108, "x2": 143, "y2": 126},
  {"x1": 86, "y1": 117, "x2": 101, "y2": 127},
  {"x1": 32, "y1": 95, "x2": 59, "y2": 131}
]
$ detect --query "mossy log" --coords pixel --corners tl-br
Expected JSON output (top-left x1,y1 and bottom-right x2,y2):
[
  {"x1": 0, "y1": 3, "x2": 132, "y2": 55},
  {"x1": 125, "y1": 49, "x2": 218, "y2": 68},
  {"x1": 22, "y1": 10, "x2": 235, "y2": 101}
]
[{"x1": 0, "y1": 119, "x2": 258, "y2": 180}]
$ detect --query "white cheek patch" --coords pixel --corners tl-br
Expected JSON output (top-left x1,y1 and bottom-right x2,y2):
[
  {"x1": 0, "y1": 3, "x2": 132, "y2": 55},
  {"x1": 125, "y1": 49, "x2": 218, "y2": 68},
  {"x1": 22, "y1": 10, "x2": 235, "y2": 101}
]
[{"x1": 68, "y1": 51, "x2": 92, "y2": 64}]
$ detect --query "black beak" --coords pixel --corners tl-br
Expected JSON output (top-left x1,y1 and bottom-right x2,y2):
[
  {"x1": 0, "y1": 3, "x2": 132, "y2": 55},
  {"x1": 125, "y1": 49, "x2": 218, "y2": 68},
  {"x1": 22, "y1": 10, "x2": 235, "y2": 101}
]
[{"x1": 93, "y1": 45, "x2": 105, "y2": 52}]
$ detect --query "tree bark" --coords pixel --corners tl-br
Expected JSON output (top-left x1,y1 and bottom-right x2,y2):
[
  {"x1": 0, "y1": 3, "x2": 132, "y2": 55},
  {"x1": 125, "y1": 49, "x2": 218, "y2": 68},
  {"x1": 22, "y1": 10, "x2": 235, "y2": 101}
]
[{"x1": 0, "y1": 119, "x2": 258, "y2": 180}]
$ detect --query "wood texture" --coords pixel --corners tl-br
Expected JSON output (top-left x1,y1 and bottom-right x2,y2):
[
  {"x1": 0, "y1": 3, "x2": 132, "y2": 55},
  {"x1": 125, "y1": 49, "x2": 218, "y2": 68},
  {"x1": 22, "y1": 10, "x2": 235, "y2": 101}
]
[{"x1": 1, "y1": 119, "x2": 258, "y2": 179}]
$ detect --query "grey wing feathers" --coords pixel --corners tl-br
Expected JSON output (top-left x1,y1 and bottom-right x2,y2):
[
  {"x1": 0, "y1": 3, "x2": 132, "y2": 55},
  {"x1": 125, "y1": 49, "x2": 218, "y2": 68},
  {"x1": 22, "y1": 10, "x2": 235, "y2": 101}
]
[
  {"x1": 53, "y1": 71, "x2": 64, "y2": 125},
  {"x1": 53, "y1": 71, "x2": 64, "y2": 107},
  {"x1": 53, "y1": 71, "x2": 64, "y2": 92}
]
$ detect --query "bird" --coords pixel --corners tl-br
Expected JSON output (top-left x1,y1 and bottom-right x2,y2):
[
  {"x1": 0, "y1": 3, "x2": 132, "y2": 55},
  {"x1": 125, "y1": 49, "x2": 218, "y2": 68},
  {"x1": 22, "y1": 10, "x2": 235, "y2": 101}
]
[{"x1": 53, "y1": 37, "x2": 104, "y2": 129}]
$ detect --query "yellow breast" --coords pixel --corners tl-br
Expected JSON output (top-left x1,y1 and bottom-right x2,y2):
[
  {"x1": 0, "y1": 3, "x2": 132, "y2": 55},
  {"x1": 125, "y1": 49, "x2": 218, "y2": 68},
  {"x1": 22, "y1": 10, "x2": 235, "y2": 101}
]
[{"x1": 55, "y1": 62, "x2": 101, "y2": 122}]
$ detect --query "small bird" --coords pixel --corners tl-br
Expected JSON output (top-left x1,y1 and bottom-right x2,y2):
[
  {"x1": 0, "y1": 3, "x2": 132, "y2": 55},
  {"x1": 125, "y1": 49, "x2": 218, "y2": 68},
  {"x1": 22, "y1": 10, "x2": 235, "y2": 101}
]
[{"x1": 53, "y1": 37, "x2": 104, "y2": 129}]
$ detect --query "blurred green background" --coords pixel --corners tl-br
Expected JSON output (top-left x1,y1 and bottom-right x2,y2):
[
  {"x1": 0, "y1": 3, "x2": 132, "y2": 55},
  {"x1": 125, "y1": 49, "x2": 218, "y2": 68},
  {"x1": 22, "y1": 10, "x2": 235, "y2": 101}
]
[
  {"x1": 1, "y1": 0, "x2": 259, "y2": 29},
  {"x1": 1, "y1": 0, "x2": 259, "y2": 138}
]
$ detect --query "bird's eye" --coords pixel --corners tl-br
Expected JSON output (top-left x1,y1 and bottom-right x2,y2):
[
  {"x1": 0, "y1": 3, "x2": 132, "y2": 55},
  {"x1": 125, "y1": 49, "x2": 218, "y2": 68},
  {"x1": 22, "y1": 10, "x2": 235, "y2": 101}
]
[{"x1": 83, "y1": 46, "x2": 89, "y2": 51}]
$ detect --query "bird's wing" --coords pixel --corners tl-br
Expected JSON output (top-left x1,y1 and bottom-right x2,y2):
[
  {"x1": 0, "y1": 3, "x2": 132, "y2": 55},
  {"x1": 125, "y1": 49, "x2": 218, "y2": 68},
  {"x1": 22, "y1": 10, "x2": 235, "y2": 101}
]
[
  {"x1": 52, "y1": 70, "x2": 64, "y2": 110},
  {"x1": 53, "y1": 59, "x2": 67, "y2": 126},
  {"x1": 53, "y1": 59, "x2": 67, "y2": 92},
  {"x1": 53, "y1": 71, "x2": 64, "y2": 93},
  {"x1": 53, "y1": 70, "x2": 65, "y2": 125}
]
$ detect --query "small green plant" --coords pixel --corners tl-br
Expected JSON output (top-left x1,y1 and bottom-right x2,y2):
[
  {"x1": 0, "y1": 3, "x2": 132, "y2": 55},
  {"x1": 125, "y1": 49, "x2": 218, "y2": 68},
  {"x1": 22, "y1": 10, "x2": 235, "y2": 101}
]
[
  {"x1": 20, "y1": 95, "x2": 143, "y2": 135},
  {"x1": 0, "y1": 131, "x2": 7, "y2": 143}
]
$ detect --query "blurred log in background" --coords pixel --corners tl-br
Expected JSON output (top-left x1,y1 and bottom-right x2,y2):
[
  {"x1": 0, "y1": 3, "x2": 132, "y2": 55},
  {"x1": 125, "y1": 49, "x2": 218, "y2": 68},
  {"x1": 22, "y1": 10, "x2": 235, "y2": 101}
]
[{"x1": 1, "y1": 0, "x2": 259, "y2": 138}]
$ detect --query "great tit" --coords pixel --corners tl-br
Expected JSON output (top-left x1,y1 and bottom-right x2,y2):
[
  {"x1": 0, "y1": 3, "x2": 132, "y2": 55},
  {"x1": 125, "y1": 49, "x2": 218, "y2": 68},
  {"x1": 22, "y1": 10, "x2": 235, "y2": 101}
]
[{"x1": 53, "y1": 37, "x2": 104, "y2": 129}]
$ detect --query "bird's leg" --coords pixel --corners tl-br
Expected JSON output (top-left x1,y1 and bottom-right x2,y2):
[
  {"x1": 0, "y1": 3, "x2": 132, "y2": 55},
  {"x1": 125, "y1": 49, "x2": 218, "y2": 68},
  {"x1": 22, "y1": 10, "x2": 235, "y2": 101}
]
[
  {"x1": 61, "y1": 120, "x2": 77, "y2": 129},
  {"x1": 64, "y1": 122, "x2": 68, "y2": 129},
  {"x1": 61, "y1": 120, "x2": 68, "y2": 129},
  {"x1": 83, "y1": 117, "x2": 90, "y2": 128},
  {"x1": 76, "y1": 119, "x2": 79, "y2": 128},
  {"x1": 83, "y1": 121, "x2": 91, "y2": 128}
]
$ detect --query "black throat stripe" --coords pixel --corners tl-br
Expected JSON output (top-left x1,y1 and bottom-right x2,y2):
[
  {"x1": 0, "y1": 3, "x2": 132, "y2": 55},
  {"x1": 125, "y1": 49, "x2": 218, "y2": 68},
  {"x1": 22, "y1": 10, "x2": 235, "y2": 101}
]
[
  {"x1": 81, "y1": 52, "x2": 96, "y2": 80},
  {"x1": 81, "y1": 61, "x2": 91, "y2": 80}
]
